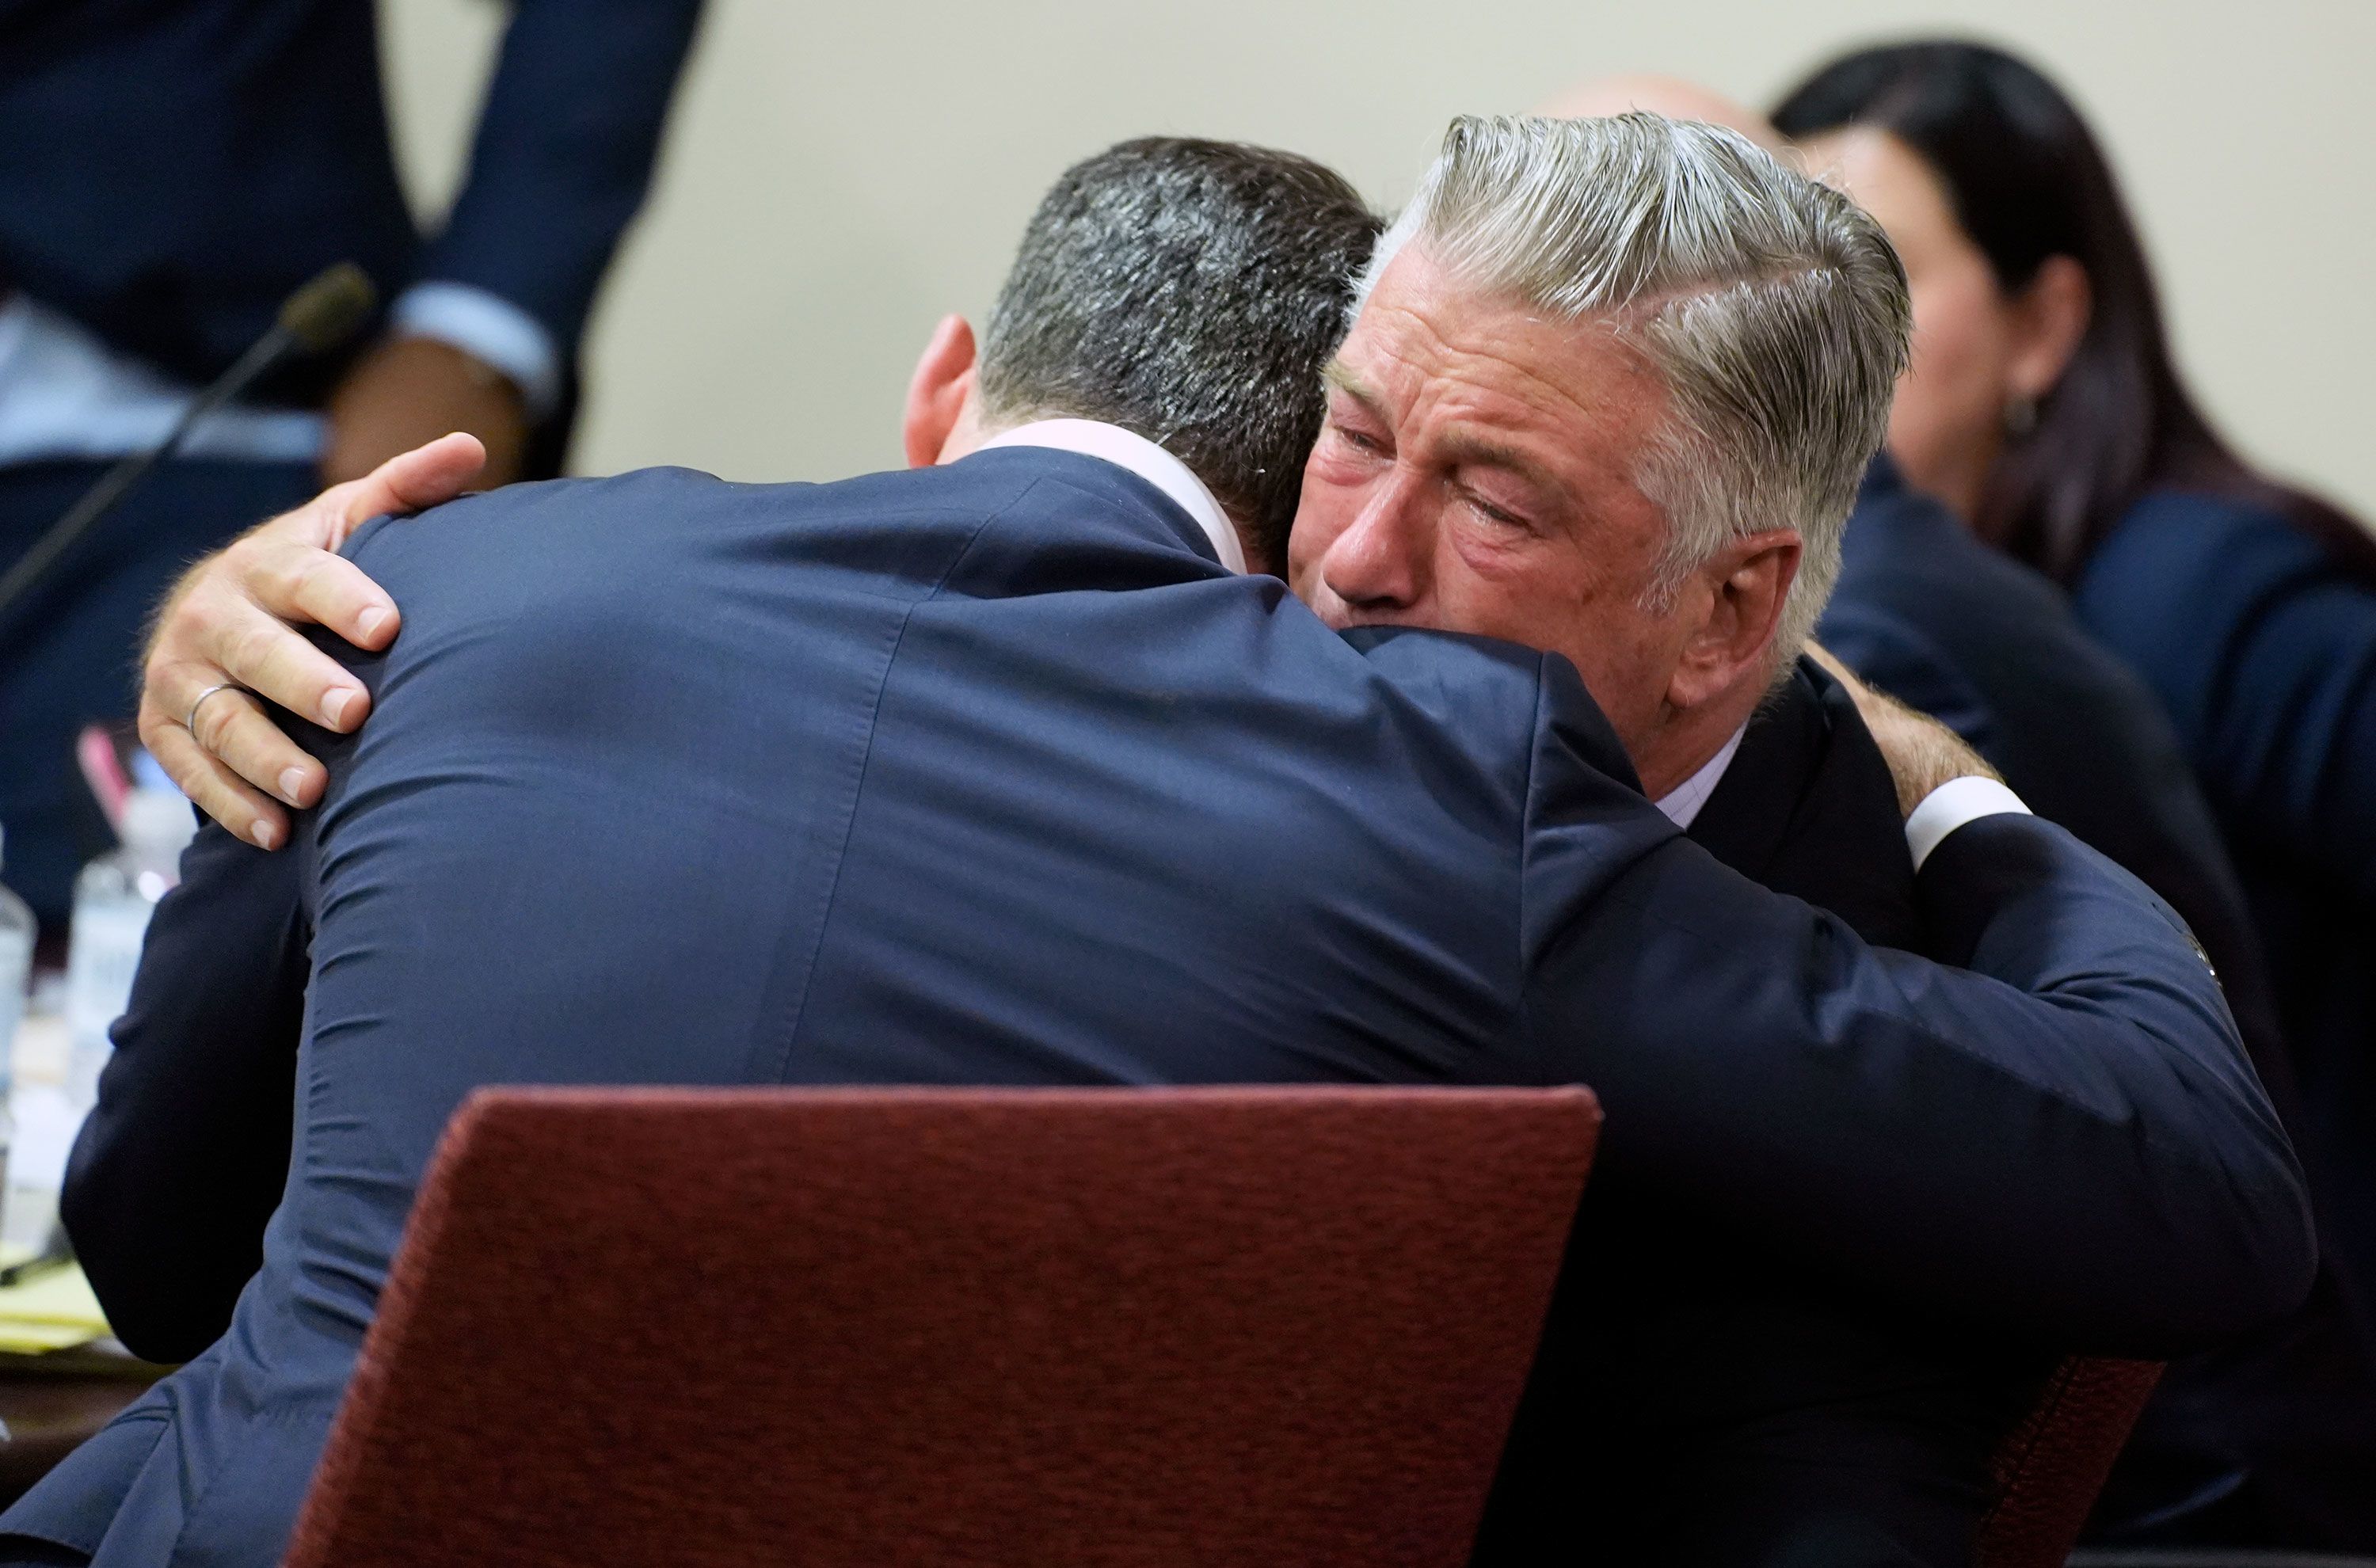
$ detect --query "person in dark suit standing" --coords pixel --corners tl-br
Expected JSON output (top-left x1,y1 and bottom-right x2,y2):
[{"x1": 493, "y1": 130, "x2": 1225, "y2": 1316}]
[
  {"x1": 0, "y1": 0, "x2": 704, "y2": 942},
  {"x1": 48, "y1": 121, "x2": 2309, "y2": 1568},
  {"x1": 1776, "y1": 41, "x2": 2376, "y2": 1549}
]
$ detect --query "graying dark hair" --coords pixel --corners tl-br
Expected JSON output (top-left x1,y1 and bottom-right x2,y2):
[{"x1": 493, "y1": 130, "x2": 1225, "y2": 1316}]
[
  {"x1": 1362, "y1": 114, "x2": 1911, "y2": 657},
  {"x1": 978, "y1": 138, "x2": 1381, "y2": 570}
]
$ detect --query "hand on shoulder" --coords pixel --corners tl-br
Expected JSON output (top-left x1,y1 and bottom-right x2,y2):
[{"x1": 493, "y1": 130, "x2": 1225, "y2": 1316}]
[
  {"x1": 138, "y1": 434, "x2": 487, "y2": 847},
  {"x1": 1806, "y1": 642, "x2": 2003, "y2": 817}
]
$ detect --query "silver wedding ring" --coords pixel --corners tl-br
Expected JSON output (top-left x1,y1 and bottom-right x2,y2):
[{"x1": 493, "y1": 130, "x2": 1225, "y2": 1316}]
[{"x1": 185, "y1": 681, "x2": 238, "y2": 739}]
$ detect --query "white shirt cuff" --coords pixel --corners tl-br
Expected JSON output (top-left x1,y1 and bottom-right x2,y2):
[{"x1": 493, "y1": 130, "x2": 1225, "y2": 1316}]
[
  {"x1": 1906, "y1": 776, "x2": 2032, "y2": 872},
  {"x1": 390, "y1": 283, "x2": 561, "y2": 418}
]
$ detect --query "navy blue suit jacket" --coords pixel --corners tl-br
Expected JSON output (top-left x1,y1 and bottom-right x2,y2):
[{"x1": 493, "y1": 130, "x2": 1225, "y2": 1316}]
[
  {"x1": 5, "y1": 451, "x2": 2310, "y2": 1565},
  {"x1": 1483, "y1": 660, "x2": 2046, "y2": 1568},
  {"x1": 0, "y1": 0, "x2": 702, "y2": 400}
]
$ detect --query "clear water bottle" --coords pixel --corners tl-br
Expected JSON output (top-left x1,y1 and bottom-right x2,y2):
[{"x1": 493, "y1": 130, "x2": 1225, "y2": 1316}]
[
  {"x1": 0, "y1": 827, "x2": 33, "y2": 1235},
  {"x1": 0, "y1": 827, "x2": 31, "y2": 1087},
  {"x1": 63, "y1": 789, "x2": 196, "y2": 1113}
]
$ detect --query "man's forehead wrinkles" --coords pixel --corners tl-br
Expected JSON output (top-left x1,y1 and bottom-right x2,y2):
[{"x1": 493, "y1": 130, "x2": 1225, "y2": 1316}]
[
  {"x1": 1353, "y1": 294, "x2": 1651, "y2": 431},
  {"x1": 1338, "y1": 367, "x2": 1590, "y2": 513},
  {"x1": 1398, "y1": 351, "x2": 1612, "y2": 474},
  {"x1": 1343, "y1": 342, "x2": 1559, "y2": 439}
]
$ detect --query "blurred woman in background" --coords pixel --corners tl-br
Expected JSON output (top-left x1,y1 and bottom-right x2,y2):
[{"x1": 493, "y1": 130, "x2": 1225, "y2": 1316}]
[{"x1": 1772, "y1": 40, "x2": 2376, "y2": 1551}]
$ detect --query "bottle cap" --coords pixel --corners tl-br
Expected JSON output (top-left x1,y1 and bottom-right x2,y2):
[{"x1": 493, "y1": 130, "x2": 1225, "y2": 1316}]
[{"x1": 120, "y1": 789, "x2": 197, "y2": 872}]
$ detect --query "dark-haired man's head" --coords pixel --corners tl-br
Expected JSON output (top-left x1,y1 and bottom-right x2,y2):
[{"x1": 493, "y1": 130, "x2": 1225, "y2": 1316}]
[{"x1": 900, "y1": 137, "x2": 1381, "y2": 573}]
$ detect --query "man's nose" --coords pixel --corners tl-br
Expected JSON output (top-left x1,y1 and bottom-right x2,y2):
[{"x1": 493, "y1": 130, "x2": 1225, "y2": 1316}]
[{"x1": 1320, "y1": 474, "x2": 1431, "y2": 613}]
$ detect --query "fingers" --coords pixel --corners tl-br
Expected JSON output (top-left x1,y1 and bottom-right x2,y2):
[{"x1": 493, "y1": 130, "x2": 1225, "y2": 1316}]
[
  {"x1": 138, "y1": 571, "x2": 352, "y2": 852},
  {"x1": 190, "y1": 682, "x2": 333, "y2": 805},
  {"x1": 184, "y1": 571, "x2": 372, "y2": 733},
  {"x1": 232, "y1": 527, "x2": 402, "y2": 653},
  {"x1": 230, "y1": 613, "x2": 375, "y2": 735},
  {"x1": 1803, "y1": 641, "x2": 1911, "y2": 725},
  {"x1": 146, "y1": 644, "x2": 336, "y2": 796},
  {"x1": 126, "y1": 436, "x2": 459, "y2": 851},
  {"x1": 1802, "y1": 641, "x2": 1856, "y2": 687},
  {"x1": 140, "y1": 705, "x2": 291, "y2": 851},
  {"x1": 329, "y1": 432, "x2": 486, "y2": 542}
]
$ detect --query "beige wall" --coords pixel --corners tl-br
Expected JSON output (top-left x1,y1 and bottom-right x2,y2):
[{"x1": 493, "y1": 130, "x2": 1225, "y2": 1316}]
[{"x1": 381, "y1": 0, "x2": 2376, "y2": 522}]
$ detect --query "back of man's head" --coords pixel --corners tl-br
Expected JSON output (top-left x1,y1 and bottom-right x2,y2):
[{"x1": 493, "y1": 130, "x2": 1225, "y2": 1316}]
[
  {"x1": 1366, "y1": 113, "x2": 1908, "y2": 658},
  {"x1": 978, "y1": 139, "x2": 1381, "y2": 571}
]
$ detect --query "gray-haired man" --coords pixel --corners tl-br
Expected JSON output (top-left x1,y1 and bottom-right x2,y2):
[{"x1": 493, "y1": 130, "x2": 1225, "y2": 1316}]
[
  {"x1": 1297, "y1": 114, "x2": 2052, "y2": 1564},
  {"x1": 89, "y1": 121, "x2": 2298, "y2": 1568},
  {"x1": 1297, "y1": 113, "x2": 1902, "y2": 807}
]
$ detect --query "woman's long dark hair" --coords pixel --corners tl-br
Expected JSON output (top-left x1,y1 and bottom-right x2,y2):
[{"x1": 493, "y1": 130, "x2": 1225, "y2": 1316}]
[{"x1": 1771, "y1": 40, "x2": 2376, "y2": 584}]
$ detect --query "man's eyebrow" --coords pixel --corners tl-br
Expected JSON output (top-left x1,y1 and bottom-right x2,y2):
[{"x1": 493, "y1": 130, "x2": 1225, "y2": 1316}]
[{"x1": 1320, "y1": 360, "x2": 1386, "y2": 420}]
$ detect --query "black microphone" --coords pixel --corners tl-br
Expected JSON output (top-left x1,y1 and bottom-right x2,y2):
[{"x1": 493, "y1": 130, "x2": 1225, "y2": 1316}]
[{"x1": 0, "y1": 262, "x2": 379, "y2": 629}]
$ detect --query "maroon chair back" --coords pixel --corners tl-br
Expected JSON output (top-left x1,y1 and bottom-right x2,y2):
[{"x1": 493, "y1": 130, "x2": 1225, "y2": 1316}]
[
  {"x1": 1974, "y1": 1354, "x2": 2165, "y2": 1568},
  {"x1": 286, "y1": 1084, "x2": 1599, "y2": 1568}
]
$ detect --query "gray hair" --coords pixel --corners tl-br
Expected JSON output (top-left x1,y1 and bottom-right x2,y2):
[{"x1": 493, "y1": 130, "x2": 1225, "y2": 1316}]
[
  {"x1": 979, "y1": 139, "x2": 1381, "y2": 570},
  {"x1": 1361, "y1": 113, "x2": 1910, "y2": 657}
]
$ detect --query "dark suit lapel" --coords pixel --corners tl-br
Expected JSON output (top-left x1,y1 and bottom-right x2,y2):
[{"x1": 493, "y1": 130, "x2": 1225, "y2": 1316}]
[
  {"x1": 1688, "y1": 673, "x2": 1822, "y2": 885},
  {"x1": 1688, "y1": 659, "x2": 1925, "y2": 951}
]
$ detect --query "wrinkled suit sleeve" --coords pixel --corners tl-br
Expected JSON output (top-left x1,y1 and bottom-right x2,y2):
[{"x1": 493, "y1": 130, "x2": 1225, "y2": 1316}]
[
  {"x1": 60, "y1": 820, "x2": 307, "y2": 1363},
  {"x1": 1517, "y1": 654, "x2": 2312, "y2": 1358},
  {"x1": 418, "y1": 0, "x2": 706, "y2": 359}
]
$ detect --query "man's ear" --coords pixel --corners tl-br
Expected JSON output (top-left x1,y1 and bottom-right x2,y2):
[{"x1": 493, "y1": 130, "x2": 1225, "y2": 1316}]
[
  {"x1": 903, "y1": 315, "x2": 979, "y2": 468},
  {"x1": 1666, "y1": 529, "x2": 1801, "y2": 712}
]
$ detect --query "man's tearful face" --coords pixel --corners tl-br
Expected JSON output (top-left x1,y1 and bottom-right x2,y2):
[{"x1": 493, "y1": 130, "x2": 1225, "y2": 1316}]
[{"x1": 1287, "y1": 246, "x2": 1692, "y2": 771}]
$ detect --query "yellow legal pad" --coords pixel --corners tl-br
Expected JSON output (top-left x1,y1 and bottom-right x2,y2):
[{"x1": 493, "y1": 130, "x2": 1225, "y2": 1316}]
[{"x1": 0, "y1": 1263, "x2": 110, "y2": 1354}]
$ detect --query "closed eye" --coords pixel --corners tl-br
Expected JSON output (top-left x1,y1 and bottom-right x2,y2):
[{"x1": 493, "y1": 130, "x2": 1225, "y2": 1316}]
[
  {"x1": 1331, "y1": 420, "x2": 1384, "y2": 455},
  {"x1": 1460, "y1": 485, "x2": 1532, "y2": 531}
]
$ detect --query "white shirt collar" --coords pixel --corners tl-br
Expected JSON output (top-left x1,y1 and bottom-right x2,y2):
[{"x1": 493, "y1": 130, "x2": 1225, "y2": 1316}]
[
  {"x1": 976, "y1": 418, "x2": 1245, "y2": 575},
  {"x1": 1654, "y1": 724, "x2": 1748, "y2": 830}
]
